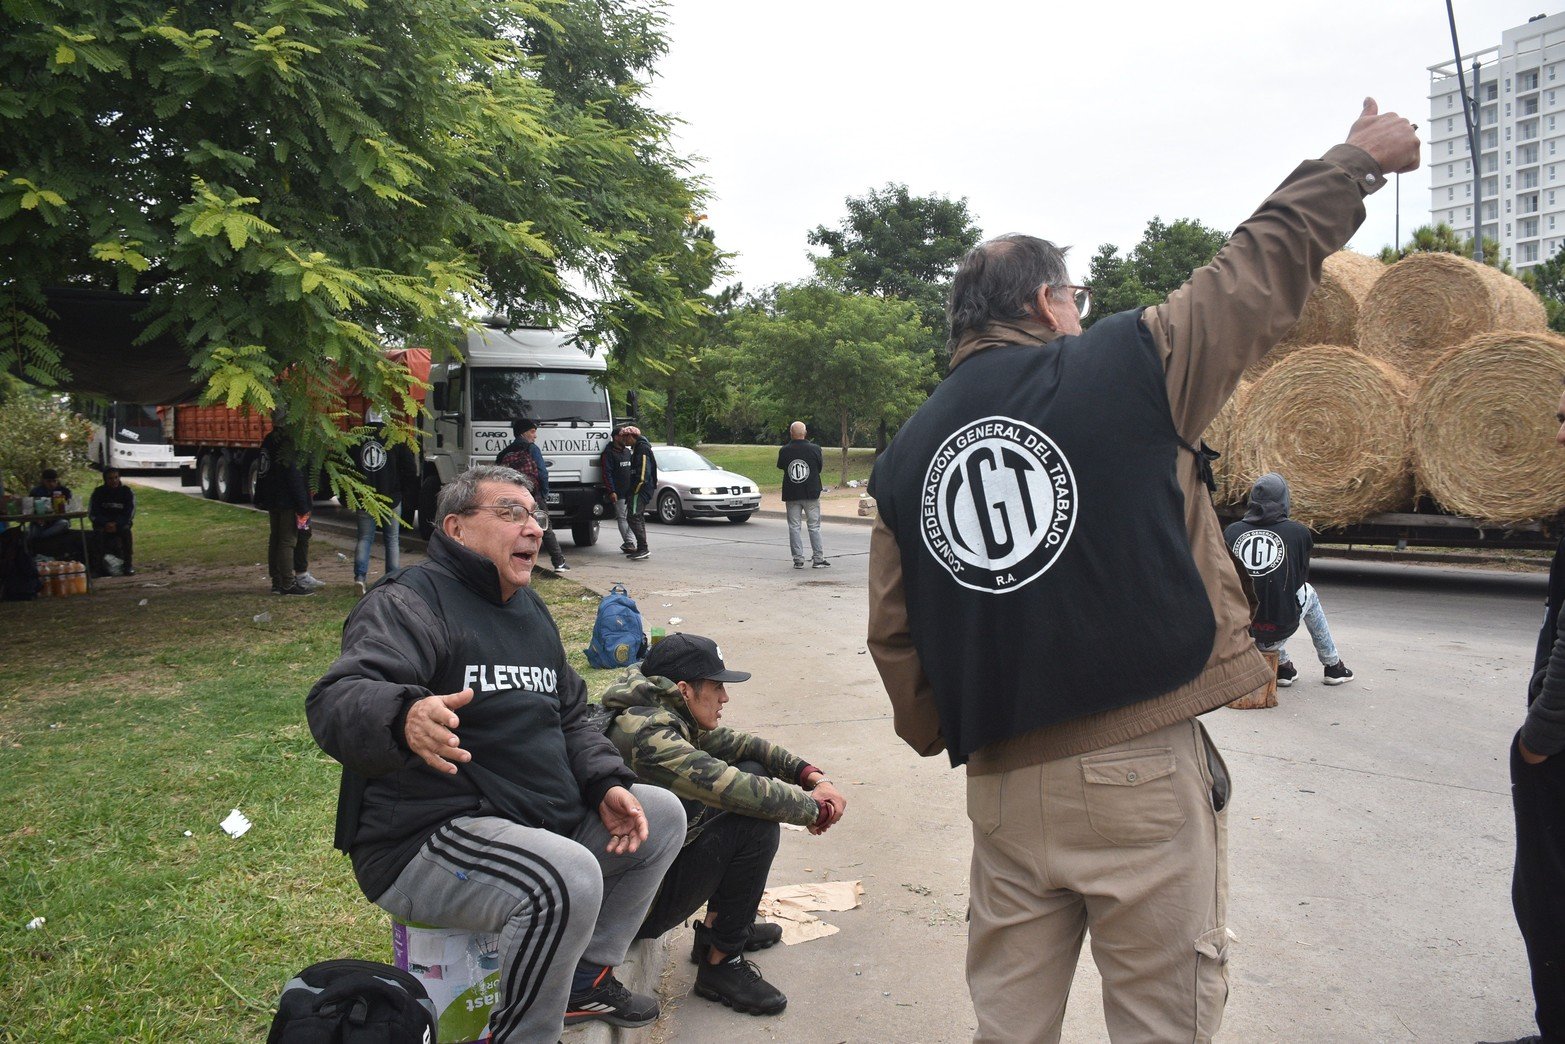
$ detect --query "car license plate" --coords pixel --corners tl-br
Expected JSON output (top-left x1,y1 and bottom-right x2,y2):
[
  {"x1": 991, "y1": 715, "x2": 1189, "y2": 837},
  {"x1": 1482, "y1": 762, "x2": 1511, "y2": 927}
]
[{"x1": 546, "y1": 493, "x2": 560, "y2": 505}]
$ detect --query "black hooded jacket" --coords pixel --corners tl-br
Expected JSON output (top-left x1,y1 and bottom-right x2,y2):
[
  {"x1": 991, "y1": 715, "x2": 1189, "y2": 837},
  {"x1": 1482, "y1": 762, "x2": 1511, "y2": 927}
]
[
  {"x1": 306, "y1": 528, "x2": 636, "y2": 899},
  {"x1": 1223, "y1": 473, "x2": 1313, "y2": 642}
]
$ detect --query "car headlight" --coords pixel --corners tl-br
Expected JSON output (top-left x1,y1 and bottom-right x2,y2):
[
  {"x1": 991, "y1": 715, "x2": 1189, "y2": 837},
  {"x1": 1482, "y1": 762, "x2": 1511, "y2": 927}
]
[{"x1": 693, "y1": 486, "x2": 716, "y2": 495}]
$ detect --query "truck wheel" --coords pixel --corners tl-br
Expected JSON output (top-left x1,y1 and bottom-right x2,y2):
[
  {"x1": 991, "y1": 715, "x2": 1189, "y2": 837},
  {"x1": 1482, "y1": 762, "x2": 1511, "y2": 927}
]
[
  {"x1": 244, "y1": 457, "x2": 260, "y2": 503},
  {"x1": 200, "y1": 453, "x2": 220, "y2": 500},
  {"x1": 418, "y1": 475, "x2": 441, "y2": 539},
  {"x1": 726, "y1": 512, "x2": 752, "y2": 524},
  {"x1": 215, "y1": 454, "x2": 242, "y2": 502},
  {"x1": 571, "y1": 520, "x2": 599, "y2": 547},
  {"x1": 657, "y1": 489, "x2": 685, "y2": 525}
]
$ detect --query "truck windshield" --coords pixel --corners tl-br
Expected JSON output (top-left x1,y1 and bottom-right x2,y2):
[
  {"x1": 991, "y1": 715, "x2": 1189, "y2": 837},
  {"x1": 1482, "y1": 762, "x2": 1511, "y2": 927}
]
[
  {"x1": 472, "y1": 368, "x2": 609, "y2": 424},
  {"x1": 110, "y1": 403, "x2": 168, "y2": 445}
]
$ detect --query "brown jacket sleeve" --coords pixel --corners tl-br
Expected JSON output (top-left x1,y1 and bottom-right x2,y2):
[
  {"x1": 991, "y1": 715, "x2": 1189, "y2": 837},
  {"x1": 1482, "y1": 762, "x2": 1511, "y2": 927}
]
[
  {"x1": 1149, "y1": 143, "x2": 1385, "y2": 441},
  {"x1": 867, "y1": 516, "x2": 946, "y2": 756}
]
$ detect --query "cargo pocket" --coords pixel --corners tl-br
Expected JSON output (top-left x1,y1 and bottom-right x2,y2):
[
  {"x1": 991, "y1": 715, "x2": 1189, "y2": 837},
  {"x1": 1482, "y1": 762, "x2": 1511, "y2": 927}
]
[
  {"x1": 1193, "y1": 925, "x2": 1231, "y2": 1038},
  {"x1": 966, "y1": 772, "x2": 1004, "y2": 836},
  {"x1": 1080, "y1": 747, "x2": 1185, "y2": 845}
]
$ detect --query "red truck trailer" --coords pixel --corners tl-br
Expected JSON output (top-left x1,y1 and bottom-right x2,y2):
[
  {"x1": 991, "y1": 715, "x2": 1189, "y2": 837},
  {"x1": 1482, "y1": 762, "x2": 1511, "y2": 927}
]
[{"x1": 161, "y1": 348, "x2": 430, "y2": 503}]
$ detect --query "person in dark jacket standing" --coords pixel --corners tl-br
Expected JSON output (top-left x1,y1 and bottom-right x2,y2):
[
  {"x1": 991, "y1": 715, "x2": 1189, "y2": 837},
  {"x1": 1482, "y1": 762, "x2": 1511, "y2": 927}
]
[
  {"x1": 1224, "y1": 473, "x2": 1353, "y2": 687},
  {"x1": 306, "y1": 464, "x2": 684, "y2": 1042},
  {"x1": 88, "y1": 467, "x2": 136, "y2": 576},
  {"x1": 621, "y1": 425, "x2": 656, "y2": 561},
  {"x1": 351, "y1": 410, "x2": 420, "y2": 594},
  {"x1": 1481, "y1": 384, "x2": 1565, "y2": 1044},
  {"x1": 777, "y1": 421, "x2": 827, "y2": 569},
  {"x1": 254, "y1": 421, "x2": 315, "y2": 596},
  {"x1": 496, "y1": 417, "x2": 568, "y2": 571},
  {"x1": 866, "y1": 100, "x2": 1417, "y2": 1040},
  {"x1": 601, "y1": 425, "x2": 636, "y2": 551}
]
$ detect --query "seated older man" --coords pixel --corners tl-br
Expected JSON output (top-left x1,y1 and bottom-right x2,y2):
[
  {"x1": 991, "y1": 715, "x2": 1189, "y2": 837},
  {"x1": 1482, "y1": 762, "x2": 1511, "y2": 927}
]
[
  {"x1": 603, "y1": 633, "x2": 848, "y2": 1016},
  {"x1": 307, "y1": 464, "x2": 685, "y2": 1042}
]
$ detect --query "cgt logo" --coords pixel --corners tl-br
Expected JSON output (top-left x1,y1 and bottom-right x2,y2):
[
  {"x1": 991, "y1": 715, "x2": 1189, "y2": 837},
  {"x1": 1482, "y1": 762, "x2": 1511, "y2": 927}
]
[
  {"x1": 787, "y1": 459, "x2": 810, "y2": 484},
  {"x1": 1232, "y1": 529, "x2": 1286, "y2": 577},
  {"x1": 360, "y1": 441, "x2": 387, "y2": 473},
  {"x1": 920, "y1": 416, "x2": 1077, "y2": 594}
]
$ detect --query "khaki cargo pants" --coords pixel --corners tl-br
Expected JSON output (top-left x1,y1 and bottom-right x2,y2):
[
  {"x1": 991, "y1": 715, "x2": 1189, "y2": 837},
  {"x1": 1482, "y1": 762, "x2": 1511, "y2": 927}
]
[{"x1": 966, "y1": 719, "x2": 1231, "y2": 1043}]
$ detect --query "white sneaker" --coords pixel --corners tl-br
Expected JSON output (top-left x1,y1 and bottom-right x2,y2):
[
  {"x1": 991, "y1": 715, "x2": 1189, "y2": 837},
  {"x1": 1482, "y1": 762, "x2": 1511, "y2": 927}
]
[
  {"x1": 295, "y1": 572, "x2": 326, "y2": 590},
  {"x1": 355, "y1": 577, "x2": 367, "y2": 596}
]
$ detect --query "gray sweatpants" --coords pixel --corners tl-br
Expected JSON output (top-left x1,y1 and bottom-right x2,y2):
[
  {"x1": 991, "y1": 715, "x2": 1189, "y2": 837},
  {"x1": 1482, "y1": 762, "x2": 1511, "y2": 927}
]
[{"x1": 374, "y1": 784, "x2": 684, "y2": 1043}]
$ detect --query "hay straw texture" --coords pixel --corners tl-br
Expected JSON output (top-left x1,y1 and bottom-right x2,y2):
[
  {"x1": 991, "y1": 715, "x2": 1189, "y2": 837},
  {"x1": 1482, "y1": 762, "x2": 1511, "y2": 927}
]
[
  {"x1": 1357, "y1": 253, "x2": 1546, "y2": 378},
  {"x1": 1231, "y1": 346, "x2": 1413, "y2": 528},
  {"x1": 1203, "y1": 380, "x2": 1249, "y2": 506},
  {"x1": 1410, "y1": 331, "x2": 1565, "y2": 523},
  {"x1": 1243, "y1": 251, "x2": 1385, "y2": 380}
]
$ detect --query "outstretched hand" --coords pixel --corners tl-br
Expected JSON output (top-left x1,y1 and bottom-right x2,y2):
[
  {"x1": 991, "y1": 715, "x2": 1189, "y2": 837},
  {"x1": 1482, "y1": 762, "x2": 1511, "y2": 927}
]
[
  {"x1": 405, "y1": 688, "x2": 474, "y2": 774},
  {"x1": 599, "y1": 786, "x2": 649, "y2": 855},
  {"x1": 1346, "y1": 97, "x2": 1421, "y2": 176}
]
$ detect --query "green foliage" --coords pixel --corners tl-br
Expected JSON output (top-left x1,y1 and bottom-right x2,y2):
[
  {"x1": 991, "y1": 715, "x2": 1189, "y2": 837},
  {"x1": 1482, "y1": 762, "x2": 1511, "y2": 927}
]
[
  {"x1": 1527, "y1": 243, "x2": 1565, "y2": 334},
  {"x1": 807, "y1": 183, "x2": 981, "y2": 370},
  {"x1": 0, "y1": 0, "x2": 718, "y2": 508},
  {"x1": 0, "y1": 386, "x2": 93, "y2": 493},
  {"x1": 730, "y1": 283, "x2": 934, "y2": 484},
  {"x1": 1084, "y1": 217, "x2": 1229, "y2": 328},
  {"x1": 1378, "y1": 223, "x2": 1509, "y2": 272}
]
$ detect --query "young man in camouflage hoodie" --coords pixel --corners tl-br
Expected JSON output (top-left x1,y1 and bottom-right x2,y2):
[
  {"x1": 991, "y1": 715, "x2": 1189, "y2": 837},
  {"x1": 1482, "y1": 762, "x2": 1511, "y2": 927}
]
[{"x1": 603, "y1": 633, "x2": 848, "y2": 1016}]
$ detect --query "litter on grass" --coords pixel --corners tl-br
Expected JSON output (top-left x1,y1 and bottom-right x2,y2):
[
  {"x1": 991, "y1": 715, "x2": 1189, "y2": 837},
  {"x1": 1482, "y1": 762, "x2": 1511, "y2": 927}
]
[
  {"x1": 25, "y1": 917, "x2": 45, "y2": 930},
  {"x1": 220, "y1": 808, "x2": 252, "y2": 839}
]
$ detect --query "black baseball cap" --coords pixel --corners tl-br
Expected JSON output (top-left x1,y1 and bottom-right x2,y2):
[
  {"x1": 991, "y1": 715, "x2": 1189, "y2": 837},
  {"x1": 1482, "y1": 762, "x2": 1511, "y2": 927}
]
[{"x1": 641, "y1": 633, "x2": 751, "y2": 684}]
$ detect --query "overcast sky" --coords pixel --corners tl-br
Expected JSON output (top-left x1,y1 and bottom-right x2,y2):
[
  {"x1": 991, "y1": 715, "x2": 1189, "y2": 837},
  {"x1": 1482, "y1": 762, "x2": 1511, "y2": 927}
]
[{"x1": 644, "y1": 0, "x2": 1553, "y2": 291}]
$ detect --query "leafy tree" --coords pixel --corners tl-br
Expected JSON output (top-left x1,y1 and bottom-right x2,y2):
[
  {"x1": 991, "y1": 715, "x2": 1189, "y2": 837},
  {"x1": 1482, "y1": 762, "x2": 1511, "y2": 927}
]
[
  {"x1": 1084, "y1": 217, "x2": 1229, "y2": 327},
  {"x1": 1526, "y1": 244, "x2": 1565, "y2": 333},
  {"x1": 807, "y1": 183, "x2": 980, "y2": 450},
  {"x1": 1378, "y1": 223, "x2": 1508, "y2": 271},
  {"x1": 0, "y1": 386, "x2": 93, "y2": 495},
  {"x1": 731, "y1": 283, "x2": 933, "y2": 483},
  {"x1": 807, "y1": 183, "x2": 981, "y2": 326},
  {"x1": 0, "y1": 0, "x2": 717, "y2": 508}
]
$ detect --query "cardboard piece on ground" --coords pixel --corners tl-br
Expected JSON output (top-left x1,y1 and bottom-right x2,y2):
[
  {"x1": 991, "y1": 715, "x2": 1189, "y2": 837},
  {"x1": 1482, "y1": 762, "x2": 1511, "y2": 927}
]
[{"x1": 755, "y1": 880, "x2": 863, "y2": 945}]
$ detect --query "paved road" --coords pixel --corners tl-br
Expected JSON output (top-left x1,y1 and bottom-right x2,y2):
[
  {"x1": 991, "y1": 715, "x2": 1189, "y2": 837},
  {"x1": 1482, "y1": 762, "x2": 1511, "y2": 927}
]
[{"x1": 134, "y1": 477, "x2": 1552, "y2": 1041}]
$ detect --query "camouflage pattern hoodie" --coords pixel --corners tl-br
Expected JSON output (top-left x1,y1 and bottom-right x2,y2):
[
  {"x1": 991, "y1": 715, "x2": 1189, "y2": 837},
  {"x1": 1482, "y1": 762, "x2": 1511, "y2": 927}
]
[{"x1": 602, "y1": 671, "x2": 823, "y2": 844}]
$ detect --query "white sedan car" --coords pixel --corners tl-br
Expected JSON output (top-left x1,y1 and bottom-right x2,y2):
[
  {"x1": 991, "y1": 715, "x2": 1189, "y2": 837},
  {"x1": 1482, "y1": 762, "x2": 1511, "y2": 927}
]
[{"x1": 649, "y1": 445, "x2": 761, "y2": 524}]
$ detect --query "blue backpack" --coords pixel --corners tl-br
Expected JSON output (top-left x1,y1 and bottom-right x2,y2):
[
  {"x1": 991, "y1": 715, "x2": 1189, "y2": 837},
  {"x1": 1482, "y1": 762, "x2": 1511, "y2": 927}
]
[{"x1": 586, "y1": 583, "x2": 647, "y2": 669}]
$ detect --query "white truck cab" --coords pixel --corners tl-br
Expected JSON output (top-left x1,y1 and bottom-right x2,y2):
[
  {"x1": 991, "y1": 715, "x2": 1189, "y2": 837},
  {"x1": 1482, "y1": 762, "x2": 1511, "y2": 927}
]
[{"x1": 421, "y1": 324, "x2": 613, "y2": 546}]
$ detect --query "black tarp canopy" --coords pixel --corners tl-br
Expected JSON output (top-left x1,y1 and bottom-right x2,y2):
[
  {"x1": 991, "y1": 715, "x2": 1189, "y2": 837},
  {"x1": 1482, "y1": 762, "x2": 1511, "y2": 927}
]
[{"x1": 33, "y1": 287, "x2": 202, "y2": 404}]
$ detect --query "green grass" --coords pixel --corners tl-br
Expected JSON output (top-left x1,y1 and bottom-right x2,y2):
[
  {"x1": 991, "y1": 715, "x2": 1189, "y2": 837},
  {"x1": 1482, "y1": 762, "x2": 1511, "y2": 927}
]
[
  {"x1": 696, "y1": 443, "x2": 879, "y2": 493},
  {"x1": 0, "y1": 488, "x2": 619, "y2": 1042}
]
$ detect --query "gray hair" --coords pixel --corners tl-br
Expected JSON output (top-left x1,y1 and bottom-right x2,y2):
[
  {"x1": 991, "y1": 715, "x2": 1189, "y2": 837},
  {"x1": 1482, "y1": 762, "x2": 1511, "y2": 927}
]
[
  {"x1": 434, "y1": 464, "x2": 530, "y2": 528},
  {"x1": 946, "y1": 234, "x2": 1072, "y2": 352}
]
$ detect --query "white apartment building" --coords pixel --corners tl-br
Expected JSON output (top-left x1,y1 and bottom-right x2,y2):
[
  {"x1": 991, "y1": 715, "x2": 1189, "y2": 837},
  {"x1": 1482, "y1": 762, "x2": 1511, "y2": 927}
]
[{"x1": 1429, "y1": 11, "x2": 1565, "y2": 274}]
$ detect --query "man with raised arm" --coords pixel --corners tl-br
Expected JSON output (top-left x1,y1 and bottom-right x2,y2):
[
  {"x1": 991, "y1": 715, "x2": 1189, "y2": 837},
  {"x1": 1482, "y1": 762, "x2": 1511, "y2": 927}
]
[{"x1": 868, "y1": 100, "x2": 1419, "y2": 1041}]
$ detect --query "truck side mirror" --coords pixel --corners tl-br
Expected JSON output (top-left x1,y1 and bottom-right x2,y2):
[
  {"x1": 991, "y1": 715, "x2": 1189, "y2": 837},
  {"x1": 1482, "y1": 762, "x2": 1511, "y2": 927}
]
[{"x1": 431, "y1": 384, "x2": 446, "y2": 412}]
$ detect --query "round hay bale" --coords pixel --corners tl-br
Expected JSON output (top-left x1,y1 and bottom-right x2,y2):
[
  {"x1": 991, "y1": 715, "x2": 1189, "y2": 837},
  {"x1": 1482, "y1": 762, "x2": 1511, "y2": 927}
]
[
  {"x1": 1409, "y1": 330, "x2": 1565, "y2": 523},
  {"x1": 1357, "y1": 253, "x2": 1546, "y2": 378},
  {"x1": 1244, "y1": 251, "x2": 1385, "y2": 381},
  {"x1": 1202, "y1": 380, "x2": 1250, "y2": 506},
  {"x1": 1231, "y1": 346, "x2": 1413, "y2": 528}
]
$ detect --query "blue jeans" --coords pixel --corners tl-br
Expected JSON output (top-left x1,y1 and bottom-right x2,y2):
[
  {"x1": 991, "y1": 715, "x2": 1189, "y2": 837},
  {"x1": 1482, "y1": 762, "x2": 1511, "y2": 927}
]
[
  {"x1": 354, "y1": 507, "x2": 401, "y2": 581},
  {"x1": 786, "y1": 499, "x2": 824, "y2": 564},
  {"x1": 1258, "y1": 583, "x2": 1340, "y2": 666}
]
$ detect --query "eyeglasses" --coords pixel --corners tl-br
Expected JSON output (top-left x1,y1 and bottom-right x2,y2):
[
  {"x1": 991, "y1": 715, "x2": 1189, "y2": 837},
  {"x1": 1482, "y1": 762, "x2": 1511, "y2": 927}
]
[
  {"x1": 466, "y1": 501, "x2": 549, "y2": 528},
  {"x1": 1057, "y1": 284, "x2": 1092, "y2": 320}
]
